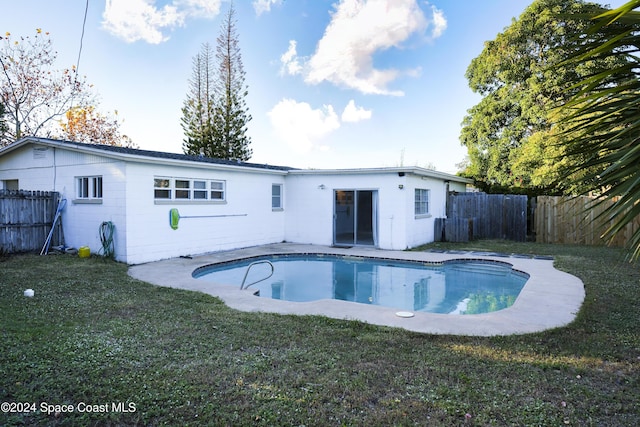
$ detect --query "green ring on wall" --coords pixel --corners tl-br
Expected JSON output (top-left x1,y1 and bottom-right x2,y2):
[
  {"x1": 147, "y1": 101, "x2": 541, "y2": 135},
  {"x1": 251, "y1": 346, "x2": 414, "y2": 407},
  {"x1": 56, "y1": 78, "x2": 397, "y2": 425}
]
[{"x1": 169, "y1": 208, "x2": 180, "y2": 230}]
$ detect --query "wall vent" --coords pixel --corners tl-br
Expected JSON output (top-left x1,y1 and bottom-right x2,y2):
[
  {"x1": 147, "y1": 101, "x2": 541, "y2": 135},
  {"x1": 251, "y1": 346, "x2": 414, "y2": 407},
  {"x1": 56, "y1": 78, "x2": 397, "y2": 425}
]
[{"x1": 33, "y1": 147, "x2": 49, "y2": 159}]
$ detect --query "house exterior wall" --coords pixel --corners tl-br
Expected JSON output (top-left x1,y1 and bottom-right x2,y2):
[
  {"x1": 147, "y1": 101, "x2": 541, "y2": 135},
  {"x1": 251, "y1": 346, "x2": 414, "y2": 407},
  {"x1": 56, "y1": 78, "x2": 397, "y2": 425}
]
[
  {"x1": 282, "y1": 173, "x2": 336, "y2": 247},
  {"x1": 284, "y1": 171, "x2": 436, "y2": 250},
  {"x1": 448, "y1": 181, "x2": 467, "y2": 193},
  {"x1": 0, "y1": 144, "x2": 57, "y2": 188},
  {"x1": 1, "y1": 139, "x2": 470, "y2": 263},
  {"x1": 283, "y1": 171, "x2": 459, "y2": 250},
  {"x1": 404, "y1": 174, "x2": 447, "y2": 248},
  {"x1": 121, "y1": 162, "x2": 286, "y2": 264},
  {"x1": 0, "y1": 143, "x2": 287, "y2": 264},
  {"x1": 0, "y1": 144, "x2": 128, "y2": 259}
]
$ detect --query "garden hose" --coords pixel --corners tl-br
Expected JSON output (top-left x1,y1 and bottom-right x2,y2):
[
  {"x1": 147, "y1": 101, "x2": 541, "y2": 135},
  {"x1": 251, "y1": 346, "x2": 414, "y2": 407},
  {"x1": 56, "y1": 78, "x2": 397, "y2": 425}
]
[{"x1": 99, "y1": 221, "x2": 115, "y2": 259}]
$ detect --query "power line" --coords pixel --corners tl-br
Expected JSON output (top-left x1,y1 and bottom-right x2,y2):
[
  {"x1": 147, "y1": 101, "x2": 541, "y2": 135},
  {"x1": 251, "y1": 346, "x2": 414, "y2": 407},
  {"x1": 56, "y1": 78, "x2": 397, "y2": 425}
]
[
  {"x1": 69, "y1": 0, "x2": 89, "y2": 112},
  {"x1": 76, "y1": 0, "x2": 89, "y2": 77}
]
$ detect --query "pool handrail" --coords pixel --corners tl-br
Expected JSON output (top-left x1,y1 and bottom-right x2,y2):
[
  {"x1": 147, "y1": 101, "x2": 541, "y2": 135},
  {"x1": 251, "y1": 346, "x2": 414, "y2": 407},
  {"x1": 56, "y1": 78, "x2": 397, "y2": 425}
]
[{"x1": 240, "y1": 260, "x2": 274, "y2": 290}]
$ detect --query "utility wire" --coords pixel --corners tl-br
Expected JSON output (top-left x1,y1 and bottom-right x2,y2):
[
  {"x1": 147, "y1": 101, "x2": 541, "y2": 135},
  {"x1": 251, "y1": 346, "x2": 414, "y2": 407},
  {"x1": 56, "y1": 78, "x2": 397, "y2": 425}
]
[
  {"x1": 76, "y1": 0, "x2": 89, "y2": 77},
  {"x1": 69, "y1": 0, "x2": 89, "y2": 111}
]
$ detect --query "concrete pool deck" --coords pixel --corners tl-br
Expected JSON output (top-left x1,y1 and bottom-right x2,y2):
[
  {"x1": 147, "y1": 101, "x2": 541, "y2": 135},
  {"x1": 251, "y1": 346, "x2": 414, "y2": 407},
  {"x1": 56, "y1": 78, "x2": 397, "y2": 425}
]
[{"x1": 128, "y1": 243, "x2": 585, "y2": 336}]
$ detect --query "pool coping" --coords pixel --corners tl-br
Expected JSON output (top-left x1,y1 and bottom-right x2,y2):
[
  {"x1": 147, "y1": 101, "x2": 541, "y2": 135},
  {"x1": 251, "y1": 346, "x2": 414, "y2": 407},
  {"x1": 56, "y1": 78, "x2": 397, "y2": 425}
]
[{"x1": 127, "y1": 243, "x2": 585, "y2": 336}]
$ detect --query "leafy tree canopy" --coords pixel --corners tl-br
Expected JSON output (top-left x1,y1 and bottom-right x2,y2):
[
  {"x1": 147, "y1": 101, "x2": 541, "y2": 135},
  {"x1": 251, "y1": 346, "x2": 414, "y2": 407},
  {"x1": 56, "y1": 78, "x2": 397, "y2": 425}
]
[
  {"x1": 59, "y1": 106, "x2": 135, "y2": 147},
  {"x1": 460, "y1": 0, "x2": 626, "y2": 194},
  {"x1": 1, "y1": 29, "x2": 129, "y2": 147},
  {"x1": 0, "y1": 29, "x2": 92, "y2": 146},
  {"x1": 554, "y1": 0, "x2": 640, "y2": 258}
]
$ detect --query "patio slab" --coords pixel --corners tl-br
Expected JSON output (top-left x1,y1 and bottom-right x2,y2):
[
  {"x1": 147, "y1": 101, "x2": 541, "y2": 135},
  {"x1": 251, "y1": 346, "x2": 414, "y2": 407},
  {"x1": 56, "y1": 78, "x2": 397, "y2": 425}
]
[{"x1": 128, "y1": 243, "x2": 585, "y2": 336}]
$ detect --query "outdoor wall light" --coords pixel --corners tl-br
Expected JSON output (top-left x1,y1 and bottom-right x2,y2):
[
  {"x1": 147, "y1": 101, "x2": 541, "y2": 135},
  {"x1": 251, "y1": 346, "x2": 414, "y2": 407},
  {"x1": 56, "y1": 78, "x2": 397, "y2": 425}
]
[
  {"x1": 318, "y1": 184, "x2": 326, "y2": 190},
  {"x1": 398, "y1": 184, "x2": 404, "y2": 189}
]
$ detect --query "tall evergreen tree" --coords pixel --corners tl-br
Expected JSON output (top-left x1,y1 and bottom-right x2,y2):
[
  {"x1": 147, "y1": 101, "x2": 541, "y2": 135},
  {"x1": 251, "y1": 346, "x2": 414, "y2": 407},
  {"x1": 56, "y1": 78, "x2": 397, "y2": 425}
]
[
  {"x1": 212, "y1": 2, "x2": 252, "y2": 161},
  {"x1": 181, "y1": 43, "x2": 216, "y2": 156},
  {"x1": 181, "y1": 3, "x2": 252, "y2": 161}
]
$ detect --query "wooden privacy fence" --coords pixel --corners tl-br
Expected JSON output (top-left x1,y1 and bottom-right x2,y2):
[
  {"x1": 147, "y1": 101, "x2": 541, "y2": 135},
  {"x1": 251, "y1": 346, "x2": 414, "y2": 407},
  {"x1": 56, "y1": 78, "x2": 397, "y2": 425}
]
[
  {"x1": 535, "y1": 195, "x2": 640, "y2": 247},
  {"x1": 435, "y1": 192, "x2": 528, "y2": 242},
  {"x1": 0, "y1": 190, "x2": 62, "y2": 253}
]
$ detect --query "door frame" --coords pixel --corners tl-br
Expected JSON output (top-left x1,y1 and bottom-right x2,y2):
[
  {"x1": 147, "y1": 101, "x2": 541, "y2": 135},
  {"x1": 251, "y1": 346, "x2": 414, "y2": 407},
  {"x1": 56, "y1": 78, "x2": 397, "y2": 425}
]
[{"x1": 333, "y1": 189, "x2": 378, "y2": 247}]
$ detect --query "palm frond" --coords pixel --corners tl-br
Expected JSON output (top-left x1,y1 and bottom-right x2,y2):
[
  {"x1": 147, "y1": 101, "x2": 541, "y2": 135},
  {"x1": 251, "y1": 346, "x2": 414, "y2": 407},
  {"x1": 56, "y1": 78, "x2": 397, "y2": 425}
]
[{"x1": 556, "y1": 0, "x2": 640, "y2": 258}]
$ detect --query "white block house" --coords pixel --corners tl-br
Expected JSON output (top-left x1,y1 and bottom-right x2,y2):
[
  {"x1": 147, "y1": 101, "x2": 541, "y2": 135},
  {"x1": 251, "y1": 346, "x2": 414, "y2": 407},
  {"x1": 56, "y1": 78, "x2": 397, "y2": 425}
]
[{"x1": 0, "y1": 137, "x2": 471, "y2": 264}]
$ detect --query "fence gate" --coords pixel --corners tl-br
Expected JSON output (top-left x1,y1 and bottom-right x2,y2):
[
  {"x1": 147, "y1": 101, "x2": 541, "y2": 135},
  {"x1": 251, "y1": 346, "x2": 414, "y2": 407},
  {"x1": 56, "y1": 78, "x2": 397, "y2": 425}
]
[
  {"x1": 0, "y1": 190, "x2": 62, "y2": 253},
  {"x1": 435, "y1": 192, "x2": 528, "y2": 242}
]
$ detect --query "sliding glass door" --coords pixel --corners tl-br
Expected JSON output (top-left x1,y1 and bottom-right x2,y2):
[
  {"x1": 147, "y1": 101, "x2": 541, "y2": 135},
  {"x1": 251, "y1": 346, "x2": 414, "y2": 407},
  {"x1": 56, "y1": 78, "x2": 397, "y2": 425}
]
[{"x1": 334, "y1": 190, "x2": 377, "y2": 246}]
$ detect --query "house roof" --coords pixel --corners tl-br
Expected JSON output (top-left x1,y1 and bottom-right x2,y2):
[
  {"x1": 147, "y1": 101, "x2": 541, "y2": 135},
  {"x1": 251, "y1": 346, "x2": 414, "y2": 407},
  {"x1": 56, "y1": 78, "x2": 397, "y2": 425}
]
[
  {"x1": 1, "y1": 137, "x2": 471, "y2": 183},
  {"x1": 288, "y1": 166, "x2": 472, "y2": 183},
  {"x1": 2, "y1": 137, "x2": 294, "y2": 173}
]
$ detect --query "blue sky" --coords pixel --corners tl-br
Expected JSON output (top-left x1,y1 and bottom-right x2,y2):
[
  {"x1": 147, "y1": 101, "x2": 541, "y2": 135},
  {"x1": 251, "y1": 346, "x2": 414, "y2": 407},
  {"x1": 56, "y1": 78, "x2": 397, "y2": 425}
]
[{"x1": 3, "y1": 0, "x2": 626, "y2": 173}]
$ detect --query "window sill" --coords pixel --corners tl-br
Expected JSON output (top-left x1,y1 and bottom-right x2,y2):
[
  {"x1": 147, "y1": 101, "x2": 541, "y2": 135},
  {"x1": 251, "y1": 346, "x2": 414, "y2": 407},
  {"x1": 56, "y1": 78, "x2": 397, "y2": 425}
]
[
  {"x1": 154, "y1": 200, "x2": 227, "y2": 205},
  {"x1": 272, "y1": 208, "x2": 284, "y2": 212},
  {"x1": 73, "y1": 199, "x2": 103, "y2": 205},
  {"x1": 414, "y1": 213, "x2": 432, "y2": 219}
]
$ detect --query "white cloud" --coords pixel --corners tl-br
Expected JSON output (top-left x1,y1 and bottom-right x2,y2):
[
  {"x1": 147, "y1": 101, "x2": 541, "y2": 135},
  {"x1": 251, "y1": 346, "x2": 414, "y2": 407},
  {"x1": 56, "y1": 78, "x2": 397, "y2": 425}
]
[
  {"x1": 253, "y1": 0, "x2": 283, "y2": 16},
  {"x1": 177, "y1": 0, "x2": 222, "y2": 17},
  {"x1": 341, "y1": 100, "x2": 372, "y2": 123},
  {"x1": 268, "y1": 99, "x2": 340, "y2": 152},
  {"x1": 304, "y1": 0, "x2": 430, "y2": 96},
  {"x1": 102, "y1": 0, "x2": 222, "y2": 44},
  {"x1": 430, "y1": 5, "x2": 447, "y2": 39},
  {"x1": 280, "y1": 40, "x2": 303, "y2": 76},
  {"x1": 279, "y1": 1, "x2": 448, "y2": 96}
]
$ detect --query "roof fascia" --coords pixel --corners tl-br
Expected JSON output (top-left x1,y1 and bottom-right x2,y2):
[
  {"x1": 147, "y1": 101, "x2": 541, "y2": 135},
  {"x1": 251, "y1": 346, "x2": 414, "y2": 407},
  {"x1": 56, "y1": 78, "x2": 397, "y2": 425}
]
[
  {"x1": 288, "y1": 166, "x2": 472, "y2": 184},
  {"x1": 4, "y1": 138, "x2": 471, "y2": 183},
  {"x1": 8, "y1": 137, "x2": 288, "y2": 176}
]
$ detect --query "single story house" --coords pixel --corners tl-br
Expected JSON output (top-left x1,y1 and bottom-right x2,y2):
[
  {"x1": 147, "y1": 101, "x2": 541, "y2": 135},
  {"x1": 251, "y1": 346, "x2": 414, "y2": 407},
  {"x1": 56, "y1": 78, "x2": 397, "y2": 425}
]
[{"x1": 0, "y1": 137, "x2": 471, "y2": 264}]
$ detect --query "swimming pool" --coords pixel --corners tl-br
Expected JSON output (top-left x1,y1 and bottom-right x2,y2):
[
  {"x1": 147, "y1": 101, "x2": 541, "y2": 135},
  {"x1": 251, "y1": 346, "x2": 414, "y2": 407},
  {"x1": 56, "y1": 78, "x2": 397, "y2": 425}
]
[{"x1": 193, "y1": 254, "x2": 529, "y2": 315}]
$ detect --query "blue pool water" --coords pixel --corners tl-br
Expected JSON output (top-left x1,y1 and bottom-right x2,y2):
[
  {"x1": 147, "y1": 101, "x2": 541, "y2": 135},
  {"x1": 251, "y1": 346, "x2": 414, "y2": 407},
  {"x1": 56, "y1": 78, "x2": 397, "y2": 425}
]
[{"x1": 193, "y1": 255, "x2": 529, "y2": 315}]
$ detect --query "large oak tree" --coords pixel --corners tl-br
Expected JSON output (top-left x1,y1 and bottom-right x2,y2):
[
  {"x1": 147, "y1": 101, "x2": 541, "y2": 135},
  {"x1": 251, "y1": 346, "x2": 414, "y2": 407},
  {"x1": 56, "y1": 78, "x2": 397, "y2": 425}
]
[{"x1": 460, "y1": 0, "x2": 624, "y2": 194}]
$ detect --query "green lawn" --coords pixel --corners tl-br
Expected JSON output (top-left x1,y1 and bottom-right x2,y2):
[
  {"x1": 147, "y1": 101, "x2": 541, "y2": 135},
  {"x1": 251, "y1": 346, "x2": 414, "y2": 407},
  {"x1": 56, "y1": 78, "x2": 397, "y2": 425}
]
[{"x1": 1, "y1": 242, "x2": 638, "y2": 426}]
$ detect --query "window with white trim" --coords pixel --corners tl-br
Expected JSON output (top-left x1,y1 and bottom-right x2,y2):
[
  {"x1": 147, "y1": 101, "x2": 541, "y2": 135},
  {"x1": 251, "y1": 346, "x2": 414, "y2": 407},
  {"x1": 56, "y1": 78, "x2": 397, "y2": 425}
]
[
  {"x1": 2, "y1": 179, "x2": 18, "y2": 191},
  {"x1": 414, "y1": 188, "x2": 430, "y2": 216},
  {"x1": 272, "y1": 184, "x2": 283, "y2": 209},
  {"x1": 154, "y1": 178, "x2": 171, "y2": 199},
  {"x1": 76, "y1": 176, "x2": 103, "y2": 200},
  {"x1": 193, "y1": 180, "x2": 207, "y2": 199},
  {"x1": 175, "y1": 179, "x2": 190, "y2": 199},
  {"x1": 154, "y1": 177, "x2": 225, "y2": 201},
  {"x1": 210, "y1": 180, "x2": 225, "y2": 200}
]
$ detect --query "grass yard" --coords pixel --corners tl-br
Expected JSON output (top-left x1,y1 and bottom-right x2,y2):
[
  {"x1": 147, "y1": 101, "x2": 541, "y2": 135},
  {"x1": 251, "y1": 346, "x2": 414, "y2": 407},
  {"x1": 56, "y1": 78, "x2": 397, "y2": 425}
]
[{"x1": 1, "y1": 241, "x2": 638, "y2": 426}]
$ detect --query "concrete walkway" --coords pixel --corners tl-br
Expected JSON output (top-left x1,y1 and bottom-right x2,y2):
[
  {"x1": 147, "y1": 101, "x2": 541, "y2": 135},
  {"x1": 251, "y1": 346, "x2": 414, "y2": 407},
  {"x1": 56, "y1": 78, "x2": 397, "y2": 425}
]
[{"x1": 128, "y1": 243, "x2": 585, "y2": 336}]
